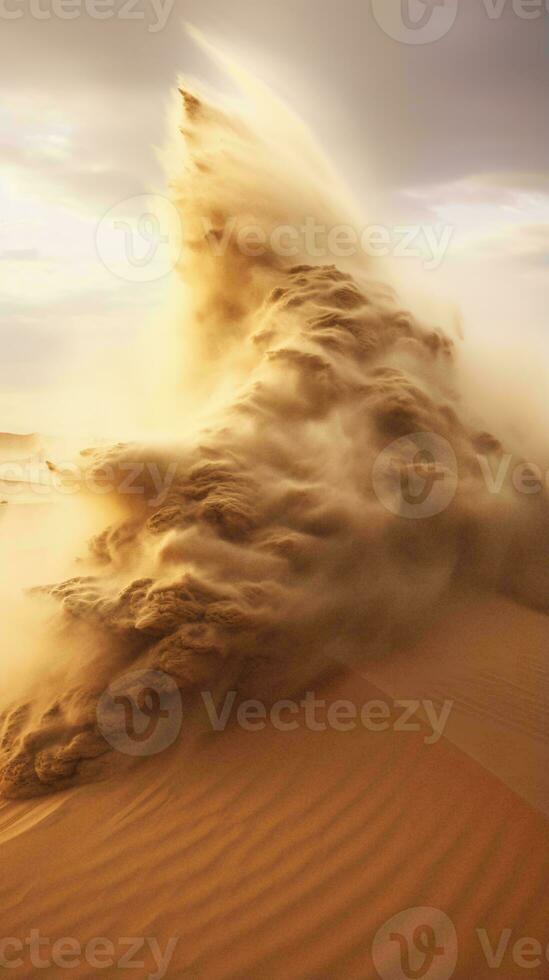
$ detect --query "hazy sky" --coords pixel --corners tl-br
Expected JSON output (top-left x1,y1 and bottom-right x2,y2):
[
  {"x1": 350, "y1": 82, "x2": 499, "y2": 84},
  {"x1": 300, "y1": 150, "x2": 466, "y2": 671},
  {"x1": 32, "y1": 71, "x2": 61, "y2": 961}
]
[{"x1": 0, "y1": 0, "x2": 547, "y2": 433}]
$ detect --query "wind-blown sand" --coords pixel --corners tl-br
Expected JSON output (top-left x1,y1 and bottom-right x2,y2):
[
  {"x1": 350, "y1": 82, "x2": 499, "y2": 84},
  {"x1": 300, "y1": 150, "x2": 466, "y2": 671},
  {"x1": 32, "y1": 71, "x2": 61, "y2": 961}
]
[{"x1": 0, "y1": 44, "x2": 548, "y2": 980}]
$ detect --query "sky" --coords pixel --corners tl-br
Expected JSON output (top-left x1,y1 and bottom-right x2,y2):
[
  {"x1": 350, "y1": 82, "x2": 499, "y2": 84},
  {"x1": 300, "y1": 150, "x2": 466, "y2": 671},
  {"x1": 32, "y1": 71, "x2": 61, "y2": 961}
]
[{"x1": 0, "y1": 0, "x2": 547, "y2": 435}]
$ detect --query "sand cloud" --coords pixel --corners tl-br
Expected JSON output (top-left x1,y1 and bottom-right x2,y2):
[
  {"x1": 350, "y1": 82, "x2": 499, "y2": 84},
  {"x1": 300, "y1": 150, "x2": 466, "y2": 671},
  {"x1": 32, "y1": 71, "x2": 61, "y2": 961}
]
[{"x1": 0, "y1": 54, "x2": 547, "y2": 798}]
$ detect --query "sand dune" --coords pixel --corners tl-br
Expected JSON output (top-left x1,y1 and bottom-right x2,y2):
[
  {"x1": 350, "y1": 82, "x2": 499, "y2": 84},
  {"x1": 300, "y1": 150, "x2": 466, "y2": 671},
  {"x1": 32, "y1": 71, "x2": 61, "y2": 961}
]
[
  {"x1": 365, "y1": 594, "x2": 549, "y2": 818},
  {"x1": 0, "y1": 625, "x2": 548, "y2": 979},
  {"x1": 0, "y1": 433, "x2": 41, "y2": 457}
]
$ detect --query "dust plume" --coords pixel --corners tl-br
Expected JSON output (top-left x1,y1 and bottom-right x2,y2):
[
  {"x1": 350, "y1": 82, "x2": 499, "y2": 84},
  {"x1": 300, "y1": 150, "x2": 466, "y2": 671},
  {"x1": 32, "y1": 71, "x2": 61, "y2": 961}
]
[{"x1": 1, "y1": 51, "x2": 547, "y2": 798}]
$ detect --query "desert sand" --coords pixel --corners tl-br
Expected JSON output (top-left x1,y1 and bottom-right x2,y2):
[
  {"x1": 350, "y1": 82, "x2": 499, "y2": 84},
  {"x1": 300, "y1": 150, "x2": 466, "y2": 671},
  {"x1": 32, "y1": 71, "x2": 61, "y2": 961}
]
[
  {"x1": 0, "y1": 51, "x2": 548, "y2": 980},
  {"x1": 0, "y1": 615, "x2": 548, "y2": 978}
]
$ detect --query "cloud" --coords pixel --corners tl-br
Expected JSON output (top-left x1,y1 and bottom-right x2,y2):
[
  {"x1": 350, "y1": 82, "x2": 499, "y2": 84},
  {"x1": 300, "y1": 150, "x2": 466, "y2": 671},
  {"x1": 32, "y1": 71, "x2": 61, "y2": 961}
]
[
  {"x1": 0, "y1": 102, "x2": 152, "y2": 215},
  {"x1": 0, "y1": 248, "x2": 41, "y2": 261},
  {"x1": 391, "y1": 172, "x2": 549, "y2": 278},
  {"x1": 403, "y1": 172, "x2": 549, "y2": 207}
]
